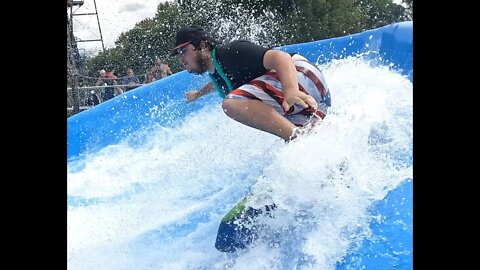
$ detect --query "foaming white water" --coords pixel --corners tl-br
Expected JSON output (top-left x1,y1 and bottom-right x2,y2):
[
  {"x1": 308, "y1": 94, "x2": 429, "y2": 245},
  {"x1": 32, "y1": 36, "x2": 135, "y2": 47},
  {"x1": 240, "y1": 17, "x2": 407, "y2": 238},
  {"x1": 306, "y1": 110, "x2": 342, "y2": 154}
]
[
  {"x1": 67, "y1": 56, "x2": 412, "y2": 270},
  {"x1": 245, "y1": 57, "x2": 412, "y2": 269}
]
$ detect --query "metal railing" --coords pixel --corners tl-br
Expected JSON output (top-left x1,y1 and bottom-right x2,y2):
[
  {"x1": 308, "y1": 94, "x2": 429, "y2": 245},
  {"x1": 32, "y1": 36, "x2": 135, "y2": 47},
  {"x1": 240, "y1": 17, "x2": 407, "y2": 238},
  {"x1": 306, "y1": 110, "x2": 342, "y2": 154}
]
[{"x1": 66, "y1": 83, "x2": 147, "y2": 115}]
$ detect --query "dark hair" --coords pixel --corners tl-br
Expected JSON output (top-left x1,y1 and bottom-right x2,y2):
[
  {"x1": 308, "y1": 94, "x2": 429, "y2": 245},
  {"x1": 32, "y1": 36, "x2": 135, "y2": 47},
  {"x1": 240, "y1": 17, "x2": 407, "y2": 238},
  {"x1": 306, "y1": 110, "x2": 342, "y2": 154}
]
[
  {"x1": 169, "y1": 25, "x2": 218, "y2": 56},
  {"x1": 191, "y1": 36, "x2": 217, "y2": 51}
]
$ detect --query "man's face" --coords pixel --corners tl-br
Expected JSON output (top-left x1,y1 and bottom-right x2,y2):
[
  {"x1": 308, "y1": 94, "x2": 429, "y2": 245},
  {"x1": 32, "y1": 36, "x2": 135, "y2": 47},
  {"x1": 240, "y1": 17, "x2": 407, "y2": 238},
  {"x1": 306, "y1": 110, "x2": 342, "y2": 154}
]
[{"x1": 177, "y1": 44, "x2": 208, "y2": 75}]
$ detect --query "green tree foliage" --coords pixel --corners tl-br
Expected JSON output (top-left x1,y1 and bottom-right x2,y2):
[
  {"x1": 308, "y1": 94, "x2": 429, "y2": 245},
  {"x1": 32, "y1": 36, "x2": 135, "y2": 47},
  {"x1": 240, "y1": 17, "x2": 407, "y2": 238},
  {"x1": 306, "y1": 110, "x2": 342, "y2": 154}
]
[
  {"x1": 403, "y1": 0, "x2": 412, "y2": 8},
  {"x1": 174, "y1": 0, "x2": 289, "y2": 47},
  {"x1": 219, "y1": 0, "x2": 295, "y2": 16},
  {"x1": 86, "y1": 2, "x2": 185, "y2": 79},
  {"x1": 83, "y1": 0, "x2": 410, "y2": 79},
  {"x1": 355, "y1": 0, "x2": 408, "y2": 30},
  {"x1": 280, "y1": 0, "x2": 409, "y2": 43},
  {"x1": 402, "y1": 0, "x2": 413, "y2": 19},
  {"x1": 285, "y1": 0, "x2": 366, "y2": 42}
]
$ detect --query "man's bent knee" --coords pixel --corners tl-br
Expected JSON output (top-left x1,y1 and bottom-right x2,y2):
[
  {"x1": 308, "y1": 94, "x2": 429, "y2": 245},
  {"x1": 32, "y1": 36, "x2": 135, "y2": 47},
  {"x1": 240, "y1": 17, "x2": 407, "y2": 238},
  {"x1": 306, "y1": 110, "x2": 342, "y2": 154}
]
[
  {"x1": 221, "y1": 99, "x2": 234, "y2": 116},
  {"x1": 222, "y1": 98, "x2": 248, "y2": 119}
]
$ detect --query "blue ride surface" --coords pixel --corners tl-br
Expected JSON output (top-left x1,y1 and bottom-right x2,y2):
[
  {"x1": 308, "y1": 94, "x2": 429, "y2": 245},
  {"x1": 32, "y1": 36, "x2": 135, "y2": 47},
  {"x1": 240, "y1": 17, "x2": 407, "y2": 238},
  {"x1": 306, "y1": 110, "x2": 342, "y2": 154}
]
[{"x1": 68, "y1": 21, "x2": 412, "y2": 269}]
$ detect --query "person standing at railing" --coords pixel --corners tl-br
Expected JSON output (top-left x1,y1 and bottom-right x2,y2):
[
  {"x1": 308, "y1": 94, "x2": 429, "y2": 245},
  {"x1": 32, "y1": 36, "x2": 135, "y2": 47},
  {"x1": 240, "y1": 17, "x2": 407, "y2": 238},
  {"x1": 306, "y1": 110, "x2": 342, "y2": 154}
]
[
  {"x1": 121, "y1": 68, "x2": 141, "y2": 92},
  {"x1": 149, "y1": 56, "x2": 173, "y2": 80},
  {"x1": 143, "y1": 73, "x2": 156, "y2": 84},
  {"x1": 85, "y1": 90, "x2": 101, "y2": 106},
  {"x1": 96, "y1": 68, "x2": 121, "y2": 101}
]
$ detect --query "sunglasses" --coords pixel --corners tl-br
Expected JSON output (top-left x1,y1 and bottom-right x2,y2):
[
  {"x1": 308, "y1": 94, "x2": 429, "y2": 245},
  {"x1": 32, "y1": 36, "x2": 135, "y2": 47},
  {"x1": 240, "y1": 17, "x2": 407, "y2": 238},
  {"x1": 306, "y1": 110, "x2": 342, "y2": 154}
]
[{"x1": 177, "y1": 46, "x2": 189, "y2": 55}]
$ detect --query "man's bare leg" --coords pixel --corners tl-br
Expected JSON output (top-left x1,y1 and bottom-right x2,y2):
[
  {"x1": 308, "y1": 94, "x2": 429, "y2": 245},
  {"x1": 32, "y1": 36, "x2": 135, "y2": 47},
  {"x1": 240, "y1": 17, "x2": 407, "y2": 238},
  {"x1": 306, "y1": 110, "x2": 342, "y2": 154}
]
[{"x1": 222, "y1": 99, "x2": 295, "y2": 141}]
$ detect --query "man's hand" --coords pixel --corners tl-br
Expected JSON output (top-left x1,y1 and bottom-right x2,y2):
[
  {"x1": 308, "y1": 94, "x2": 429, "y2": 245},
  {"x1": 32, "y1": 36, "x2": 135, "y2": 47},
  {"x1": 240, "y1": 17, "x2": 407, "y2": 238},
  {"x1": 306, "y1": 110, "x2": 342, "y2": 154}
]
[
  {"x1": 282, "y1": 90, "x2": 318, "y2": 112},
  {"x1": 185, "y1": 90, "x2": 200, "y2": 103}
]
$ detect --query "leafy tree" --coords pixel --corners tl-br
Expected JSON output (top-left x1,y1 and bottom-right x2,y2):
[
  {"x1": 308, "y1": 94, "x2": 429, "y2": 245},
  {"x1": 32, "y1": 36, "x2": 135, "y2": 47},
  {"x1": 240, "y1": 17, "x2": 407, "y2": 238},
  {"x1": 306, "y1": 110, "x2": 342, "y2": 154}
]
[
  {"x1": 355, "y1": 0, "x2": 408, "y2": 30},
  {"x1": 277, "y1": 0, "x2": 365, "y2": 43},
  {"x1": 404, "y1": 0, "x2": 412, "y2": 8},
  {"x1": 83, "y1": 0, "x2": 410, "y2": 79},
  {"x1": 86, "y1": 2, "x2": 186, "y2": 78},
  {"x1": 403, "y1": 0, "x2": 413, "y2": 19}
]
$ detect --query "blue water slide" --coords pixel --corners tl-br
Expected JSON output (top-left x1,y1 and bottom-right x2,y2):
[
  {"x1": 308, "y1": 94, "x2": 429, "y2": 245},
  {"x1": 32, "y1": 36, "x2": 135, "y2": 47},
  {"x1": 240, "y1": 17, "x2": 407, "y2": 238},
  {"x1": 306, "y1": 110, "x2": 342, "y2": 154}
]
[{"x1": 68, "y1": 21, "x2": 412, "y2": 268}]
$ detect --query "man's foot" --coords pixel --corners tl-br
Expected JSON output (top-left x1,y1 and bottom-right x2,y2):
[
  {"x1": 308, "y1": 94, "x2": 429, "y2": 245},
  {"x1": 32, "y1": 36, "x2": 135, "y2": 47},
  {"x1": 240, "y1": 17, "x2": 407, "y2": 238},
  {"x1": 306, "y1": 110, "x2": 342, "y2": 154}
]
[
  {"x1": 287, "y1": 112, "x2": 323, "y2": 142},
  {"x1": 287, "y1": 126, "x2": 307, "y2": 142}
]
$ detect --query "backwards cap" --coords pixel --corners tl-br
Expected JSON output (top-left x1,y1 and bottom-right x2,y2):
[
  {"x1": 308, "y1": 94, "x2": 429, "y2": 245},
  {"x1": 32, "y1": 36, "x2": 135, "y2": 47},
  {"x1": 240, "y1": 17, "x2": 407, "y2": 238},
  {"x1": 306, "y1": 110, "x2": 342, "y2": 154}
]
[{"x1": 169, "y1": 26, "x2": 211, "y2": 56}]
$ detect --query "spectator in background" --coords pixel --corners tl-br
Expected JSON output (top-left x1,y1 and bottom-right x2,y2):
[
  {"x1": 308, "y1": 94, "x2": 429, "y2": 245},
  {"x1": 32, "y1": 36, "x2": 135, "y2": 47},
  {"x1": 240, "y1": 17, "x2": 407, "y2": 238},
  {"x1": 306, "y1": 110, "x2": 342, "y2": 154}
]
[
  {"x1": 95, "y1": 69, "x2": 109, "y2": 100},
  {"x1": 121, "y1": 68, "x2": 141, "y2": 92},
  {"x1": 149, "y1": 56, "x2": 173, "y2": 80},
  {"x1": 86, "y1": 90, "x2": 101, "y2": 106},
  {"x1": 96, "y1": 68, "x2": 121, "y2": 101},
  {"x1": 95, "y1": 69, "x2": 107, "y2": 85},
  {"x1": 143, "y1": 73, "x2": 156, "y2": 84}
]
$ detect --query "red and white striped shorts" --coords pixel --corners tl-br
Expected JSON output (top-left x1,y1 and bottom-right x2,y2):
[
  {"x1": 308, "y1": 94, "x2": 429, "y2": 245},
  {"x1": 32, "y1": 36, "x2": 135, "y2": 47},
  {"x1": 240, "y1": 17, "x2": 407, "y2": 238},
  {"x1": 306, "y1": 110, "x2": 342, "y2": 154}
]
[{"x1": 225, "y1": 59, "x2": 331, "y2": 126}]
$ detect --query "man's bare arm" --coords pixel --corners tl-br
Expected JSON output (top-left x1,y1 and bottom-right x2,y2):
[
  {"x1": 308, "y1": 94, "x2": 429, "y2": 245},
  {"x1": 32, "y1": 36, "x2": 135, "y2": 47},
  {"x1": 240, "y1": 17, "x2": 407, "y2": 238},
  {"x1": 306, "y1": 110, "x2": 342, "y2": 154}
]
[
  {"x1": 263, "y1": 50, "x2": 318, "y2": 111},
  {"x1": 185, "y1": 82, "x2": 215, "y2": 103}
]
